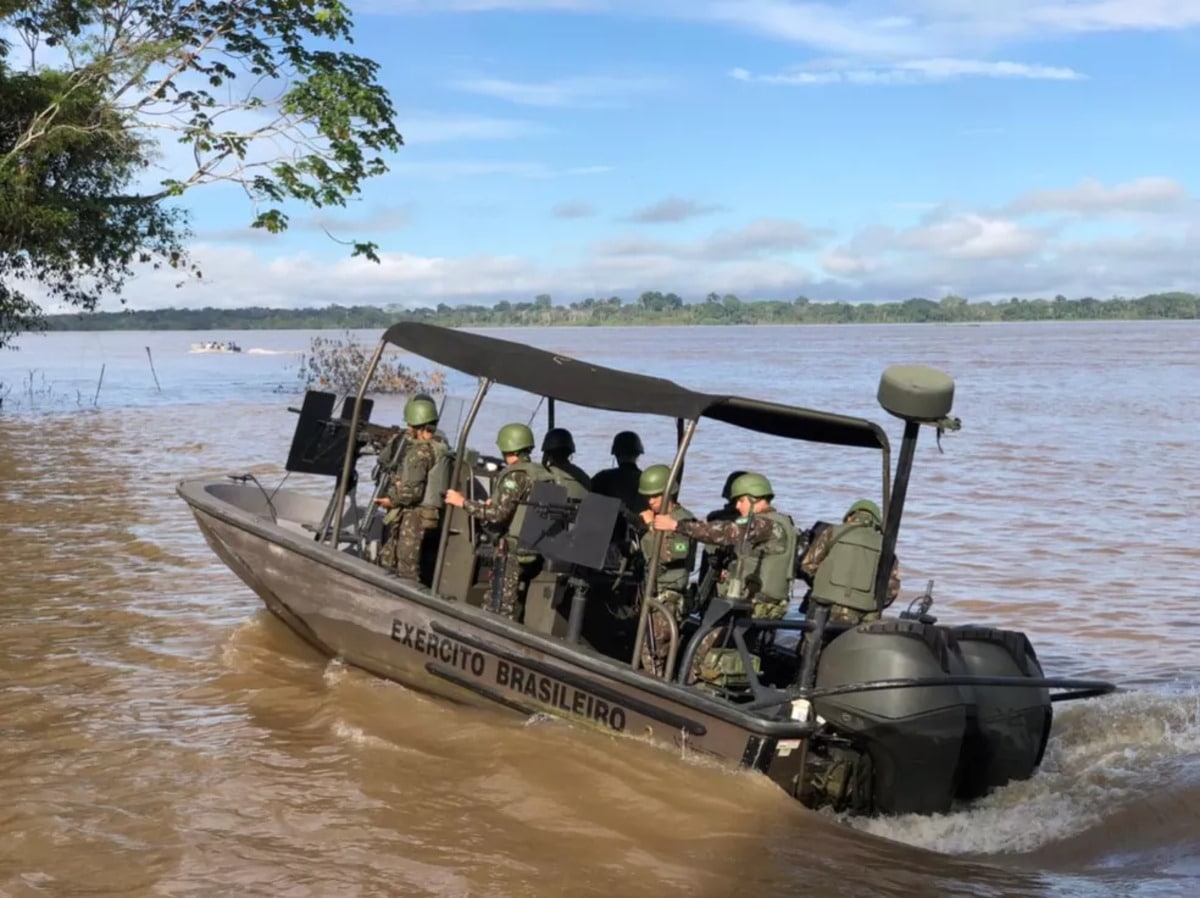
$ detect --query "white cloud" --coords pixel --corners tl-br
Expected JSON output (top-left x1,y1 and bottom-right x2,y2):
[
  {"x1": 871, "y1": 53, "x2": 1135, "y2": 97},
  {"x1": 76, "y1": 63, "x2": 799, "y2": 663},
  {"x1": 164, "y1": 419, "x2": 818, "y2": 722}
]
[
  {"x1": 26, "y1": 176, "x2": 1200, "y2": 314},
  {"x1": 372, "y1": 2, "x2": 1200, "y2": 58},
  {"x1": 731, "y1": 58, "x2": 1085, "y2": 85},
  {"x1": 624, "y1": 196, "x2": 725, "y2": 223},
  {"x1": 901, "y1": 214, "x2": 1046, "y2": 259},
  {"x1": 1006, "y1": 176, "x2": 1189, "y2": 215},
  {"x1": 449, "y1": 75, "x2": 668, "y2": 107},
  {"x1": 595, "y1": 218, "x2": 825, "y2": 259},
  {"x1": 820, "y1": 248, "x2": 879, "y2": 276}
]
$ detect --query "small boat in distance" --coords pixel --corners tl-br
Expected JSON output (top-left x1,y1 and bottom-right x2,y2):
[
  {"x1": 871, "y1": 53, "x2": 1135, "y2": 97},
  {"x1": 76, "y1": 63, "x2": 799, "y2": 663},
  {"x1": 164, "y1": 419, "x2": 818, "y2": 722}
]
[
  {"x1": 189, "y1": 340, "x2": 243, "y2": 353},
  {"x1": 177, "y1": 323, "x2": 1117, "y2": 818}
]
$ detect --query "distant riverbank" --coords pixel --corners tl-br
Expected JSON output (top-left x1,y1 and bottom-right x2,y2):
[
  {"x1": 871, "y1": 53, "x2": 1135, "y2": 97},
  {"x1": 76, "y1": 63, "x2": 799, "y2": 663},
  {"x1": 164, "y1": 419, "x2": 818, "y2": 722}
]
[{"x1": 40, "y1": 291, "x2": 1198, "y2": 332}]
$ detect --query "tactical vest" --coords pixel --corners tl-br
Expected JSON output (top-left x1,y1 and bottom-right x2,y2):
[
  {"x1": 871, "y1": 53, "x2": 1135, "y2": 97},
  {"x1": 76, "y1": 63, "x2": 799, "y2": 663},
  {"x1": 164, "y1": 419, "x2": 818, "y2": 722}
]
[
  {"x1": 419, "y1": 438, "x2": 451, "y2": 509},
  {"x1": 546, "y1": 461, "x2": 590, "y2": 500},
  {"x1": 729, "y1": 509, "x2": 797, "y2": 603},
  {"x1": 810, "y1": 521, "x2": 883, "y2": 612},
  {"x1": 641, "y1": 505, "x2": 695, "y2": 593},
  {"x1": 500, "y1": 460, "x2": 556, "y2": 548}
]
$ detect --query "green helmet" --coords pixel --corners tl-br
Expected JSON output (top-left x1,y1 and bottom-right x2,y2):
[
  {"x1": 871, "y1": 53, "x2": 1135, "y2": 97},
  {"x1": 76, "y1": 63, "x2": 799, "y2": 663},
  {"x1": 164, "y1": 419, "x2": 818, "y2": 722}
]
[
  {"x1": 403, "y1": 396, "x2": 439, "y2": 427},
  {"x1": 610, "y1": 430, "x2": 644, "y2": 457},
  {"x1": 846, "y1": 499, "x2": 882, "y2": 525},
  {"x1": 728, "y1": 472, "x2": 773, "y2": 500},
  {"x1": 720, "y1": 469, "x2": 748, "y2": 501},
  {"x1": 496, "y1": 422, "x2": 535, "y2": 454},
  {"x1": 541, "y1": 427, "x2": 575, "y2": 455},
  {"x1": 638, "y1": 463, "x2": 679, "y2": 497}
]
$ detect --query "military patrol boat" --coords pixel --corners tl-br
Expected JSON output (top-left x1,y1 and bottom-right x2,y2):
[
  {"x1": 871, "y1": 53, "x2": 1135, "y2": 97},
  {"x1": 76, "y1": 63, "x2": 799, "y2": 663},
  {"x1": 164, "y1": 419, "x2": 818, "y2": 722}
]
[{"x1": 177, "y1": 322, "x2": 1116, "y2": 817}]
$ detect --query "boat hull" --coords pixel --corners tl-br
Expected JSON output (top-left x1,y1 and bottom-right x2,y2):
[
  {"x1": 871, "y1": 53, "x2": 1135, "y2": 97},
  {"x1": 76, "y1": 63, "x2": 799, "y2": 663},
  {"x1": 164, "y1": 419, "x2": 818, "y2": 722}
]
[{"x1": 180, "y1": 479, "x2": 810, "y2": 776}]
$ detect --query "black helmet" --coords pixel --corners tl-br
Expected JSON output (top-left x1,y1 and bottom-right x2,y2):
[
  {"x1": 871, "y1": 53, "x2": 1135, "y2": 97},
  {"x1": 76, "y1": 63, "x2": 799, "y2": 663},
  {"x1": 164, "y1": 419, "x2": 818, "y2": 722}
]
[
  {"x1": 720, "y1": 469, "x2": 748, "y2": 501},
  {"x1": 610, "y1": 430, "x2": 644, "y2": 457},
  {"x1": 541, "y1": 427, "x2": 576, "y2": 455}
]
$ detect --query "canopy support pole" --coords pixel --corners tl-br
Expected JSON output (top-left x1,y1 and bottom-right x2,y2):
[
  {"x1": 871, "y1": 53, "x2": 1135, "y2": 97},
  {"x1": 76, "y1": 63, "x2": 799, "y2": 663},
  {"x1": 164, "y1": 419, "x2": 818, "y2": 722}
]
[
  {"x1": 631, "y1": 418, "x2": 699, "y2": 672},
  {"x1": 330, "y1": 338, "x2": 387, "y2": 548}
]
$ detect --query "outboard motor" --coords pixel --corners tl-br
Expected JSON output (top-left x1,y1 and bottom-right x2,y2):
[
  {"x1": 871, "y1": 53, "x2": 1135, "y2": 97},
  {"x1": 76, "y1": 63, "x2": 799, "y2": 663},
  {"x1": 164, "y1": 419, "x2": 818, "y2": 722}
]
[
  {"x1": 809, "y1": 620, "x2": 972, "y2": 816},
  {"x1": 949, "y1": 626, "x2": 1053, "y2": 800}
]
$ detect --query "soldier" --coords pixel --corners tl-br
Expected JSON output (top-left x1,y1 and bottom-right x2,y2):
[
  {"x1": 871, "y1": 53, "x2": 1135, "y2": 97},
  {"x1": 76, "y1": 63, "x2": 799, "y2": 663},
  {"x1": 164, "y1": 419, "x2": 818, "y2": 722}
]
[
  {"x1": 653, "y1": 472, "x2": 798, "y2": 685},
  {"x1": 695, "y1": 468, "x2": 747, "y2": 601},
  {"x1": 444, "y1": 422, "x2": 550, "y2": 621},
  {"x1": 635, "y1": 464, "x2": 696, "y2": 677},
  {"x1": 592, "y1": 430, "x2": 646, "y2": 513},
  {"x1": 541, "y1": 427, "x2": 592, "y2": 496},
  {"x1": 800, "y1": 498, "x2": 900, "y2": 625},
  {"x1": 375, "y1": 396, "x2": 451, "y2": 582}
]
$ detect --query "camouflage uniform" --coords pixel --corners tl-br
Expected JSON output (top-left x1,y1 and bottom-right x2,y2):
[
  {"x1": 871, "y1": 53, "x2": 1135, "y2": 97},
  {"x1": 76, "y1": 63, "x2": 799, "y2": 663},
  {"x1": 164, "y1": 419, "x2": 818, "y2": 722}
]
[
  {"x1": 461, "y1": 467, "x2": 534, "y2": 620},
  {"x1": 640, "y1": 505, "x2": 696, "y2": 677},
  {"x1": 801, "y1": 509, "x2": 901, "y2": 625},
  {"x1": 676, "y1": 512, "x2": 791, "y2": 683},
  {"x1": 696, "y1": 502, "x2": 738, "y2": 599},
  {"x1": 379, "y1": 438, "x2": 442, "y2": 581}
]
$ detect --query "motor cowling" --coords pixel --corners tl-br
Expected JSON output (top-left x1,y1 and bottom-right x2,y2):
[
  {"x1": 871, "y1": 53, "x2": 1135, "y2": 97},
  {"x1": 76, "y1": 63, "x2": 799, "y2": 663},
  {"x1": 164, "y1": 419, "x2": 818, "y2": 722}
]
[
  {"x1": 810, "y1": 620, "x2": 972, "y2": 816},
  {"x1": 948, "y1": 626, "x2": 1053, "y2": 800}
]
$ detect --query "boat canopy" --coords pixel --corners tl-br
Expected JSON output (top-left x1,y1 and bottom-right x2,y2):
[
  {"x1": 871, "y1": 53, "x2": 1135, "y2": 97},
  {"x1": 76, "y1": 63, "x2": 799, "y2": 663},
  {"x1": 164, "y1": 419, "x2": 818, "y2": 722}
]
[{"x1": 382, "y1": 322, "x2": 888, "y2": 451}]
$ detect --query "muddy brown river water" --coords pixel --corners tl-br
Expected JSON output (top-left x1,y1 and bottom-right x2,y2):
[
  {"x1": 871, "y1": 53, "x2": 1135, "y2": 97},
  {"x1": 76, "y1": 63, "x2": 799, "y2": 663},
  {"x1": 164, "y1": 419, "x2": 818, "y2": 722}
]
[{"x1": 2, "y1": 320, "x2": 1198, "y2": 897}]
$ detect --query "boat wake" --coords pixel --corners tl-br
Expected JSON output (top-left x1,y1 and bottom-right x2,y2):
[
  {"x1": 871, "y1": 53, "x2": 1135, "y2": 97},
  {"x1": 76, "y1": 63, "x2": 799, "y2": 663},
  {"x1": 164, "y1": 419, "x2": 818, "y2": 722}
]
[
  {"x1": 246, "y1": 348, "x2": 302, "y2": 355},
  {"x1": 847, "y1": 689, "x2": 1200, "y2": 861}
]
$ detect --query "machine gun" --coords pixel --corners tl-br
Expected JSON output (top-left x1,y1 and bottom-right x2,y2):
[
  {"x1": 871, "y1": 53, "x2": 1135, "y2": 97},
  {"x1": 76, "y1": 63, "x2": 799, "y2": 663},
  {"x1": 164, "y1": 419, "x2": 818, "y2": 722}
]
[
  {"x1": 514, "y1": 483, "x2": 623, "y2": 644},
  {"x1": 285, "y1": 390, "x2": 382, "y2": 478}
]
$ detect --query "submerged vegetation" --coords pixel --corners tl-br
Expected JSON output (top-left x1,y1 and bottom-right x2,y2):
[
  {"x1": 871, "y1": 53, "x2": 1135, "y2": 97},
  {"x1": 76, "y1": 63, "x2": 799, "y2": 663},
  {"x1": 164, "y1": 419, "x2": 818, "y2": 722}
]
[
  {"x1": 36, "y1": 290, "x2": 1200, "y2": 332},
  {"x1": 298, "y1": 332, "x2": 444, "y2": 396}
]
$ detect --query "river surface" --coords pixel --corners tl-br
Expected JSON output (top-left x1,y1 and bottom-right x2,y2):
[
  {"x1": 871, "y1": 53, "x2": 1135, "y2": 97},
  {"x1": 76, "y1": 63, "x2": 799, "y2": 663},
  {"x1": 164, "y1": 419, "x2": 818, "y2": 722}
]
[{"x1": 2, "y1": 321, "x2": 1198, "y2": 897}]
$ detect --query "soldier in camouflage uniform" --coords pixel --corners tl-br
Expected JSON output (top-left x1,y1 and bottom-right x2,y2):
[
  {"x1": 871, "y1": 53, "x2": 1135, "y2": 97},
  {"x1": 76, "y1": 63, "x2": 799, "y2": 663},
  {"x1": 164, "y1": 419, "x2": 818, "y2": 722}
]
[
  {"x1": 635, "y1": 464, "x2": 696, "y2": 677},
  {"x1": 375, "y1": 396, "x2": 450, "y2": 582},
  {"x1": 800, "y1": 498, "x2": 900, "y2": 625},
  {"x1": 695, "y1": 469, "x2": 747, "y2": 602},
  {"x1": 653, "y1": 472, "x2": 798, "y2": 685},
  {"x1": 444, "y1": 422, "x2": 545, "y2": 621}
]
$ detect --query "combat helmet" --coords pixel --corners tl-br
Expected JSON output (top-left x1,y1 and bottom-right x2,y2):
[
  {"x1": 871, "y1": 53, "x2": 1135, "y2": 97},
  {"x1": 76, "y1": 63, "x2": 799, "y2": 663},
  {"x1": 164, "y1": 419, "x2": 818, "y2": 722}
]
[
  {"x1": 541, "y1": 427, "x2": 576, "y2": 455},
  {"x1": 403, "y1": 396, "x2": 439, "y2": 427},
  {"x1": 496, "y1": 422, "x2": 535, "y2": 454},
  {"x1": 610, "y1": 430, "x2": 644, "y2": 458},
  {"x1": 720, "y1": 469, "x2": 748, "y2": 501},
  {"x1": 638, "y1": 464, "x2": 679, "y2": 497},
  {"x1": 845, "y1": 498, "x2": 882, "y2": 525},
  {"x1": 728, "y1": 472, "x2": 773, "y2": 500}
]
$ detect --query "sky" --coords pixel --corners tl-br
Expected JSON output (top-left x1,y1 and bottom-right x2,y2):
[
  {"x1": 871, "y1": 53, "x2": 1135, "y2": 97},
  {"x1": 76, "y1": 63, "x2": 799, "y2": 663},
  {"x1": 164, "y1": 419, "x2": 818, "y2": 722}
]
[{"x1": 34, "y1": 1, "x2": 1200, "y2": 310}]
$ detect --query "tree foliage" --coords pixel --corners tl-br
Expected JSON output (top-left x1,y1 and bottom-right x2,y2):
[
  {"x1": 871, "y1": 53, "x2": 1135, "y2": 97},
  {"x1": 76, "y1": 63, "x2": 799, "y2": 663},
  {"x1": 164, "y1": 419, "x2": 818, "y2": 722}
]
[
  {"x1": 298, "y1": 331, "x2": 444, "y2": 396},
  {"x1": 0, "y1": 0, "x2": 401, "y2": 349},
  {"x1": 37, "y1": 290, "x2": 1200, "y2": 334}
]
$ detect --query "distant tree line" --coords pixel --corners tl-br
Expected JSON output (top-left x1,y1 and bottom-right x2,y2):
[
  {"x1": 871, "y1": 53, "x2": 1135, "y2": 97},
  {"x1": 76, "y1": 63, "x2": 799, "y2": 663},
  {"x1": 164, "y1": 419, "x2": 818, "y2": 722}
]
[{"x1": 38, "y1": 291, "x2": 1200, "y2": 332}]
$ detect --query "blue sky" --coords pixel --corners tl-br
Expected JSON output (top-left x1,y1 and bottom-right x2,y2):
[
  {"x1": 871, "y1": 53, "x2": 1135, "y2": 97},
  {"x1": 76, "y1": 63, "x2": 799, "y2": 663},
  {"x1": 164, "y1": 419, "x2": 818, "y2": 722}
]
[{"x1": 46, "y1": 1, "x2": 1200, "y2": 309}]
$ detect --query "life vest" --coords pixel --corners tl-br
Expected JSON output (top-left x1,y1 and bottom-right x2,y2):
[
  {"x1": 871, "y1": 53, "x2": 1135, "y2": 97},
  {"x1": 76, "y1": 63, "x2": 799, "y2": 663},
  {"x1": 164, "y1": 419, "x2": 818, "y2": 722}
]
[
  {"x1": 419, "y1": 437, "x2": 451, "y2": 509},
  {"x1": 640, "y1": 504, "x2": 695, "y2": 593},
  {"x1": 810, "y1": 521, "x2": 883, "y2": 612},
  {"x1": 728, "y1": 509, "x2": 797, "y2": 603},
  {"x1": 546, "y1": 461, "x2": 590, "y2": 500}
]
